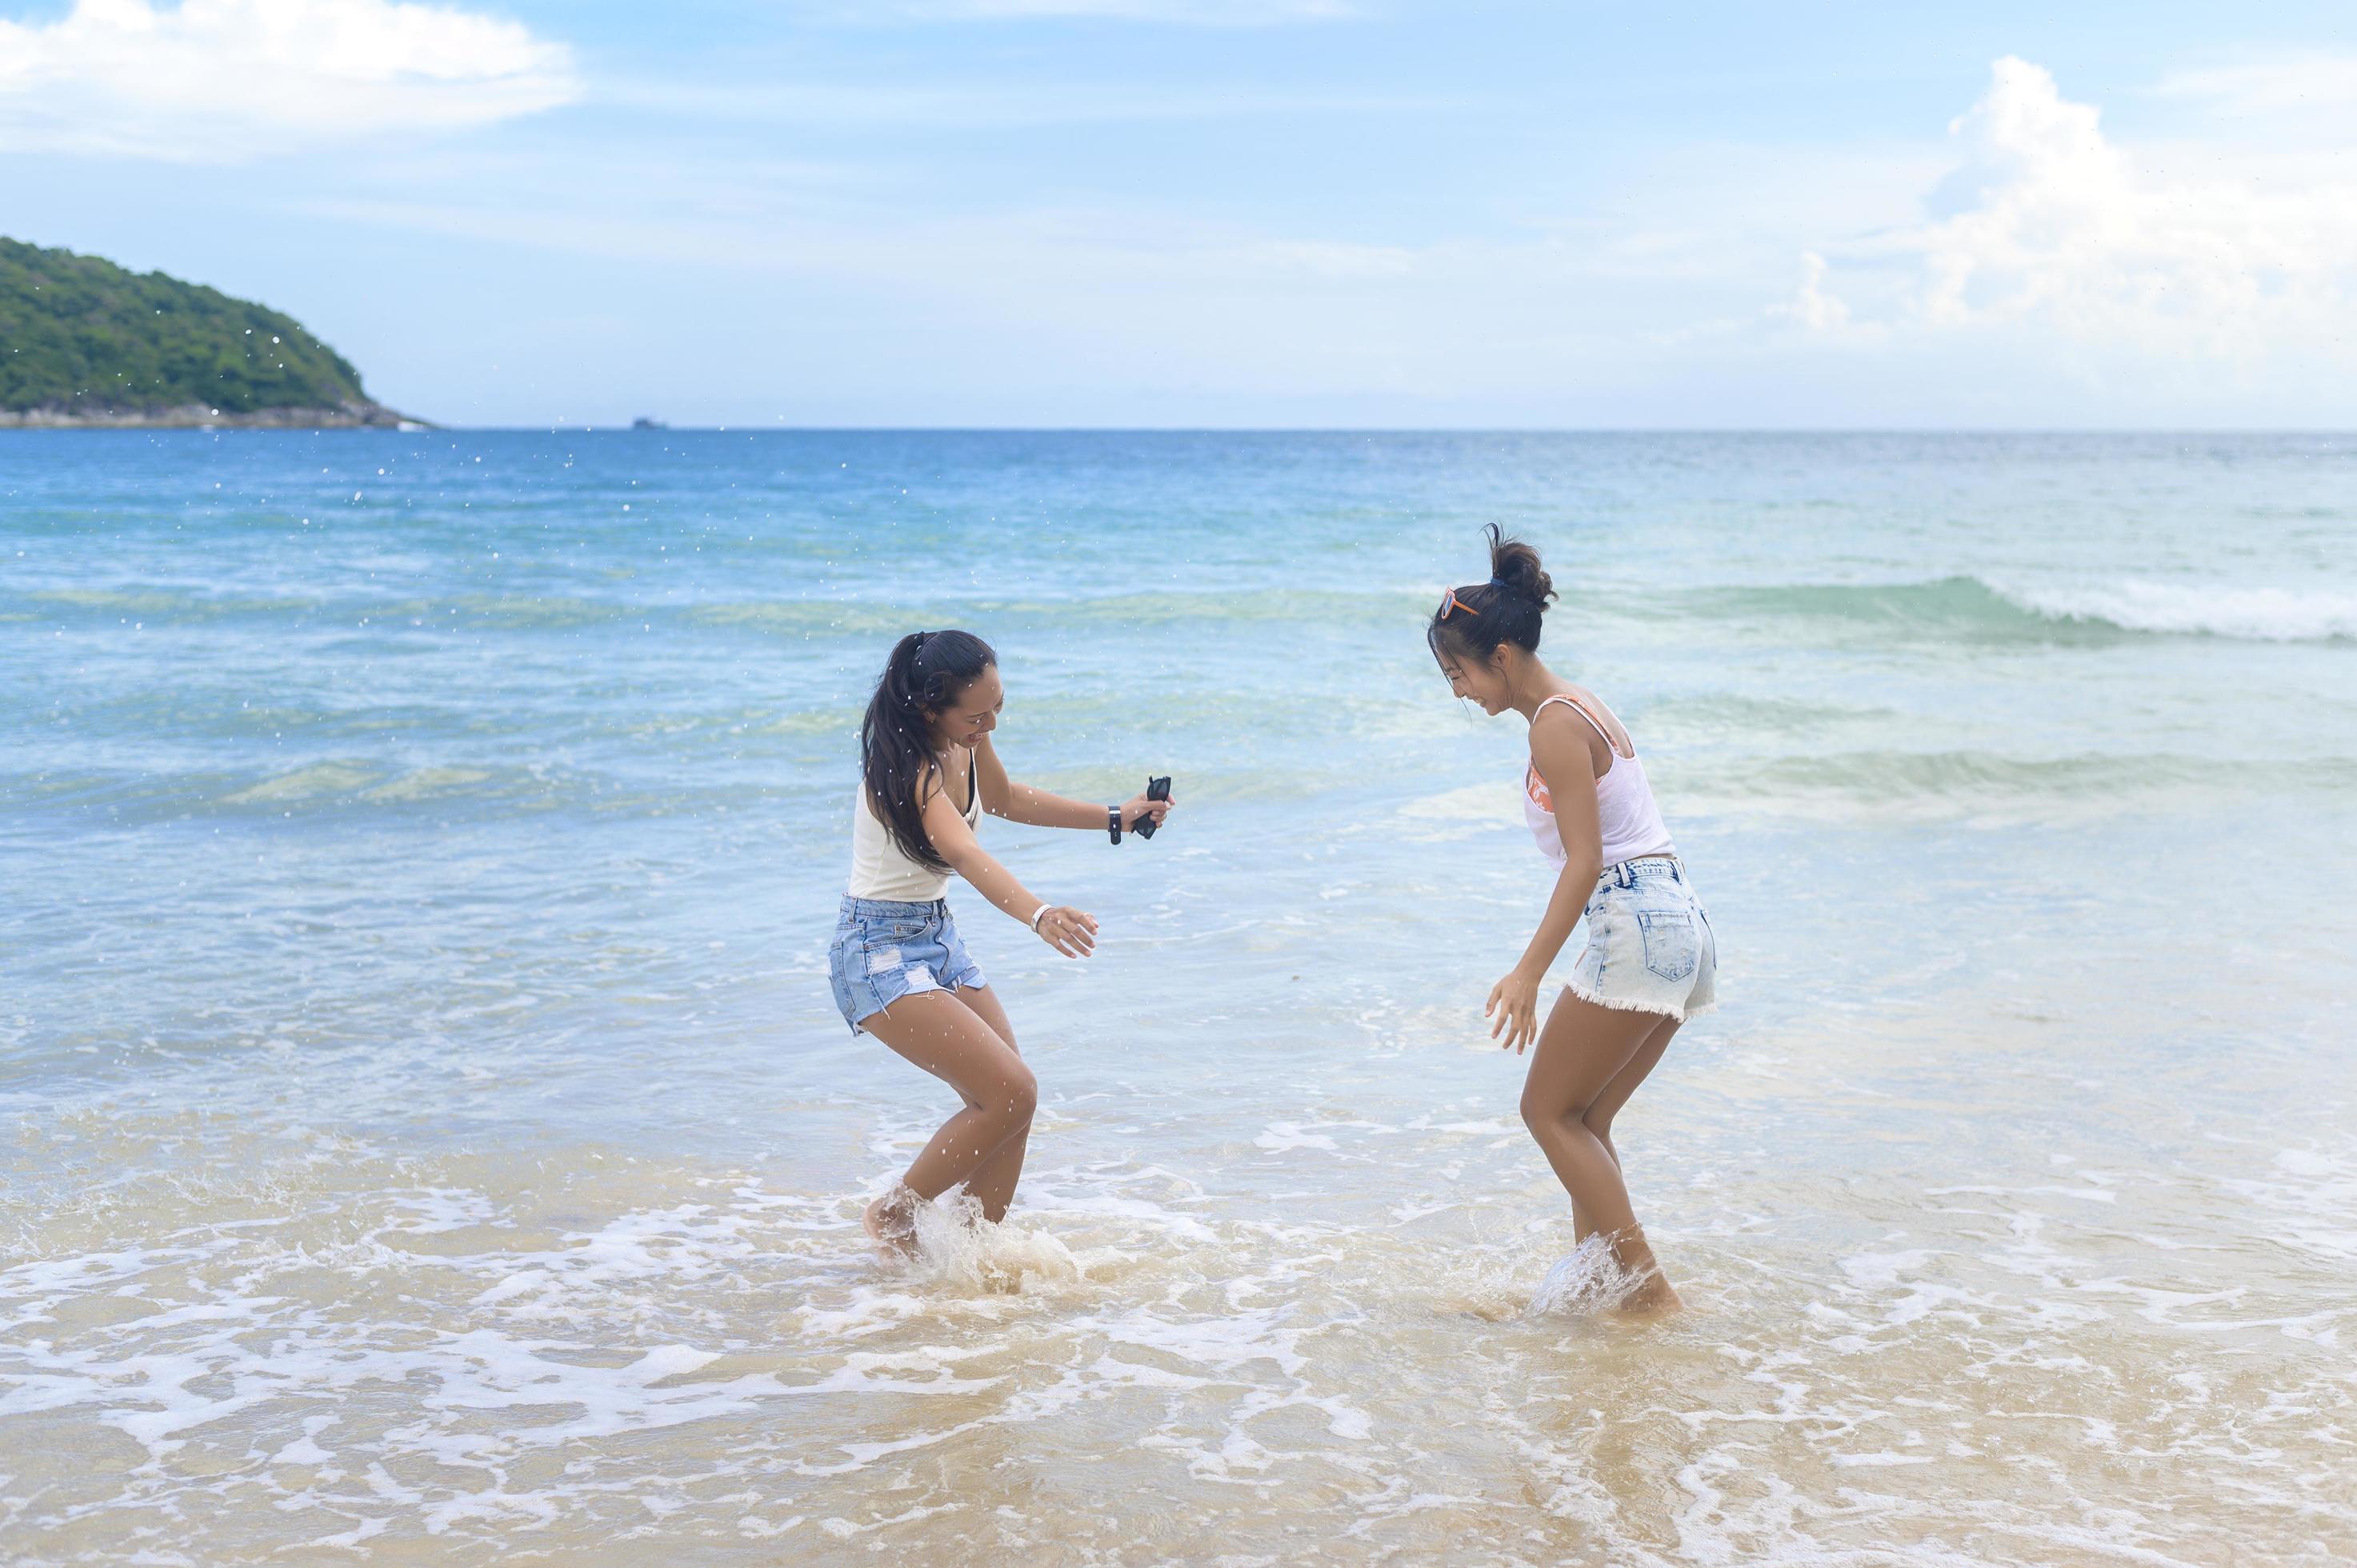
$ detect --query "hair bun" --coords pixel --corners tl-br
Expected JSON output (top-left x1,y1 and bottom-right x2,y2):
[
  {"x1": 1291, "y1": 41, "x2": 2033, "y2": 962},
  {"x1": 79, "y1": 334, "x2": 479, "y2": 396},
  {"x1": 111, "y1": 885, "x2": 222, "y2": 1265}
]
[{"x1": 1485, "y1": 524, "x2": 1555, "y2": 610}]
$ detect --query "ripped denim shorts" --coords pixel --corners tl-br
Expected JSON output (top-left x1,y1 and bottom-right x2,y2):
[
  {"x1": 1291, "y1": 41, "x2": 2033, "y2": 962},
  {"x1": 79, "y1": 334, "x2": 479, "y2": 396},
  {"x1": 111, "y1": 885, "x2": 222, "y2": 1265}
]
[
  {"x1": 1566, "y1": 856, "x2": 1719, "y2": 1021},
  {"x1": 828, "y1": 896, "x2": 986, "y2": 1035}
]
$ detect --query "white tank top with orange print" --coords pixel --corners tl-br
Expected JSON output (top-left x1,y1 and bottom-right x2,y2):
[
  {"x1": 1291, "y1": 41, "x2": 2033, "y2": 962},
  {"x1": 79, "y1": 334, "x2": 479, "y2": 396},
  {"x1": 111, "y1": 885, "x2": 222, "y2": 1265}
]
[{"x1": 1523, "y1": 694, "x2": 1675, "y2": 870}]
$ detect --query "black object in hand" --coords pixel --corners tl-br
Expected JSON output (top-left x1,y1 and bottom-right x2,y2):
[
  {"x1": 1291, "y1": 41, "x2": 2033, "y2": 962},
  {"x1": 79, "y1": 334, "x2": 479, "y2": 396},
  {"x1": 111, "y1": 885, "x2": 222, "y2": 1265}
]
[{"x1": 1134, "y1": 774, "x2": 1172, "y2": 839}]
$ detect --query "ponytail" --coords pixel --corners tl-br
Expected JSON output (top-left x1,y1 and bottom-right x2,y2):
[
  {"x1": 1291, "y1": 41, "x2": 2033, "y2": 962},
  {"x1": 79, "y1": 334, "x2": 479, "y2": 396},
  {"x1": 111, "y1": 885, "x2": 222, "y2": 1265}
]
[
  {"x1": 1428, "y1": 524, "x2": 1556, "y2": 666},
  {"x1": 859, "y1": 629, "x2": 997, "y2": 871}
]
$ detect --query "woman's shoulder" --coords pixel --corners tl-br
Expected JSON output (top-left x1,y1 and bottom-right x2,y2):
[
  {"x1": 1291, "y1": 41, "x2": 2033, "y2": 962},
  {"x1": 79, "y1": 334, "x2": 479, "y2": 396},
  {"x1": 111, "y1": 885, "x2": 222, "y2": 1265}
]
[
  {"x1": 914, "y1": 746, "x2": 973, "y2": 802},
  {"x1": 1532, "y1": 688, "x2": 1628, "y2": 774},
  {"x1": 1531, "y1": 687, "x2": 1601, "y2": 735},
  {"x1": 1560, "y1": 687, "x2": 1635, "y2": 744}
]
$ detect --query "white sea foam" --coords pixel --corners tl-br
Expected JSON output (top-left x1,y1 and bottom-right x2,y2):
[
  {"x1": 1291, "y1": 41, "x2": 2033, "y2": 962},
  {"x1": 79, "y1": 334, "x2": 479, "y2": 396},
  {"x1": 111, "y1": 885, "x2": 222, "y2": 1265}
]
[
  {"x1": 6, "y1": 1099, "x2": 2356, "y2": 1562},
  {"x1": 2001, "y1": 576, "x2": 2357, "y2": 642}
]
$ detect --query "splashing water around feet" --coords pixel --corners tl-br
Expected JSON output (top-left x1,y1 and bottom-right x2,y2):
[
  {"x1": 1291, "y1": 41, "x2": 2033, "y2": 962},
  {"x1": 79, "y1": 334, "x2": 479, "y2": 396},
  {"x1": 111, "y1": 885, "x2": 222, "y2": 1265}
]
[
  {"x1": 895, "y1": 1190, "x2": 1090, "y2": 1295},
  {"x1": 1526, "y1": 1235, "x2": 1646, "y2": 1315}
]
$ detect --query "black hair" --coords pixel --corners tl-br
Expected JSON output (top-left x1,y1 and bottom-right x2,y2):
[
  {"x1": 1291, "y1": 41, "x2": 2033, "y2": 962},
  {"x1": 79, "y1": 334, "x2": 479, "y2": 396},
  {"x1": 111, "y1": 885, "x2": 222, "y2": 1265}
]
[
  {"x1": 859, "y1": 629, "x2": 997, "y2": 873},
  {"x1": 1428, "y1": 523, "x2": 1557, "y2": 669}
]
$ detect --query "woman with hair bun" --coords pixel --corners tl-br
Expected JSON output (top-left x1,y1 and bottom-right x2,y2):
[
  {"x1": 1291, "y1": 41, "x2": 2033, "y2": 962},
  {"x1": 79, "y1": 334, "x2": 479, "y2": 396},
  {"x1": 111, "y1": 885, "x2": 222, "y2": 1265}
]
[
  {"x1": 1427, "y1": 527, "x2": 1717, "y2": 1314},
  {"x1": 833, "y1": 629, "x2": 1175, "y2": 1258}
]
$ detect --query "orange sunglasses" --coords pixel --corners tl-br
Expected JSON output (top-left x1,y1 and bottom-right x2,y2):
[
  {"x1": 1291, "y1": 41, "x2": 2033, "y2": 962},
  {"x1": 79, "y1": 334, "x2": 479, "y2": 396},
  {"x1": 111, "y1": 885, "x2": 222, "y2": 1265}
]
[{"x1": 1437, "y1": 586, "x2": 1481, "y2": 620}]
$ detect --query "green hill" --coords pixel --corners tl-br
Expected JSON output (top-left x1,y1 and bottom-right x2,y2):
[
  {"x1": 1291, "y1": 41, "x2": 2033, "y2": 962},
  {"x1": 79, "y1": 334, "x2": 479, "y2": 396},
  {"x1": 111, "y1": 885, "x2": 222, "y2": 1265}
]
[{"x1": 0, "y1": 238, "x2": 416, "y2": 427}]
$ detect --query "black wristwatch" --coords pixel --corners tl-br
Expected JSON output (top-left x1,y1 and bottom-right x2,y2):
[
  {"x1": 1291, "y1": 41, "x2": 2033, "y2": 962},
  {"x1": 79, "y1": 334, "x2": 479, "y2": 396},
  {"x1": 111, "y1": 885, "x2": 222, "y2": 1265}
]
[{"x1": 1107, "y1": 805, "x2": 1122, "y2": 844}]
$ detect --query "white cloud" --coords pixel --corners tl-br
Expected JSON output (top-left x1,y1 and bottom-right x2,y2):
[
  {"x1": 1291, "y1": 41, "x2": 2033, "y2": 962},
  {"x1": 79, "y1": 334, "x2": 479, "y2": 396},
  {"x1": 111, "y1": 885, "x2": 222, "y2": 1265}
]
[
  {"x1": 2153, "y1": 52, "x2": 2357, "y2": 118},
  {"x1": 1789, "y1": 56, "x2": 2357, "y2": 372},
  {"x1": 0, "y1": 0, "x2": 578, "y2": 161},
  {"x1": 881, "y1": 1, "x2": 1347, "y2": 21},
  {"x1": 598, "y1": 77, "x2": 1447, "y2": 130},
  {"x1": 1773, "y1": 251, "x2": 1853, "y2": 333}
]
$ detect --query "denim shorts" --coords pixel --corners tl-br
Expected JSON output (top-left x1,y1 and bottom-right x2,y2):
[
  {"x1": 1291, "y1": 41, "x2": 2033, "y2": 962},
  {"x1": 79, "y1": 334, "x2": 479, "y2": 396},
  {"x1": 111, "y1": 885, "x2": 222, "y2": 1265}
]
[
  {"x1": 828, "y1": 896, "x2": 986, "y2": 1034},
  {"x1": 1566, "y1": 857, "x2": 1719, "y2": 1021}
]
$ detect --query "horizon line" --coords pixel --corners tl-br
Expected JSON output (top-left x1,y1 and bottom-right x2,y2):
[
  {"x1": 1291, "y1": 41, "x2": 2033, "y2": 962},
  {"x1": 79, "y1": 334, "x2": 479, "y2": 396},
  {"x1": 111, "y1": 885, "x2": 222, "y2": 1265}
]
[
  {"x1": 11, "y1": 423, "x2": 2353, "y2": 438},
  {"x1": 350, "y1": 424, "x2": 2357, "y2": 437}
]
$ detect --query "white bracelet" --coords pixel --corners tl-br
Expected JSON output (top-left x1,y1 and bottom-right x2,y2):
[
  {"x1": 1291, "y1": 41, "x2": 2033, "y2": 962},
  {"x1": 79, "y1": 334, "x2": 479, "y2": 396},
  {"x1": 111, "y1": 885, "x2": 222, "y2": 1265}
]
[{"x1": 1030, "y1": 904, "x2": 1051, "y2": 930}]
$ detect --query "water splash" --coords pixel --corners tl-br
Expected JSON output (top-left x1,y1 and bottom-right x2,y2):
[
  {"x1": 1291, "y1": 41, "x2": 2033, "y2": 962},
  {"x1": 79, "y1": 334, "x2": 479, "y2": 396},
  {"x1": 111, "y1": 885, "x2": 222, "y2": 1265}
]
[
  {"x1": 1527, "y1": 1235, "x2": 1643, "y2": 1316},
  {"x1": 896, "y1": 1191, "x2": 1089, "y2": 1295}
]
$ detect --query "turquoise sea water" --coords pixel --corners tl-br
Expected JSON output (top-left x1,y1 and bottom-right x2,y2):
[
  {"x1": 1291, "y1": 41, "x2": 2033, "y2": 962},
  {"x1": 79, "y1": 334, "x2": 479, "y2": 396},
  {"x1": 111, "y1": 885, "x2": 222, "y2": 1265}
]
[{"x1": 4, "y1": 431, "x2": 2355, "y2": 1561}]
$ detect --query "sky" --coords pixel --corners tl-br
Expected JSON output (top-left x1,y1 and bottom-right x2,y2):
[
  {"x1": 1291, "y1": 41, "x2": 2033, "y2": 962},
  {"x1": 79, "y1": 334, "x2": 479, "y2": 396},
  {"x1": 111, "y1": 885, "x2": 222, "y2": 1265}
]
[{"x1": 2, "y1": 0, "x2": 2354, "y2": 428}]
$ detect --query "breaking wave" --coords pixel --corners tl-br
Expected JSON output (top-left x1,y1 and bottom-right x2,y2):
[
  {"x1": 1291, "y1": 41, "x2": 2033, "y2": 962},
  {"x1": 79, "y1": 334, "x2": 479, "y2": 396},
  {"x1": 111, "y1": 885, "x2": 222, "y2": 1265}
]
[{"x1": 1695, "y1": 574, "x2": 2357, "y2": 644}]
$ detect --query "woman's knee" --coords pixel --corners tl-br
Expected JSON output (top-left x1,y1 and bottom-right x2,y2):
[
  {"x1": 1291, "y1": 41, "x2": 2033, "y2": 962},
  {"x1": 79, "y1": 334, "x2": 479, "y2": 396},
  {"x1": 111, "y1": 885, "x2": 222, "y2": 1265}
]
[
  {"x1": 1520, "y1": 1085, "x2": 1586, "y2": 1133},
  {"x1": 1001, "y1": 1063, "x2": 1038, "y2": 1123}
]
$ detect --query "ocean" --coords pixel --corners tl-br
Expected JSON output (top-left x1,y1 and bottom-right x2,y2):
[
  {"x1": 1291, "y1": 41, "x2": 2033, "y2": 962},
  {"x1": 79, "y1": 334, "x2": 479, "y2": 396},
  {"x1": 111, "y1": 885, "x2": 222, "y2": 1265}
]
[{"x1": 3, "y1": 430, "x2": 2353, "y2": 1562}]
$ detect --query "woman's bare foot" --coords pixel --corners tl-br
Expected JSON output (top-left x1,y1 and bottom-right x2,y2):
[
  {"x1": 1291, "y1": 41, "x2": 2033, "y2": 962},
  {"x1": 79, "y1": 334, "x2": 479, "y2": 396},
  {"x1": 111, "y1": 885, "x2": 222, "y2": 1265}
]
[
  {"x1": 1606, "y1": 1227, "x2": 1683, "y2": 1316},
  {"x1": 1617, "y1": 1266, "x2": 1683, "y2": 1316},
  {"x1": 862, "y1": 1187, "x2": 921, "y2": 1261}
]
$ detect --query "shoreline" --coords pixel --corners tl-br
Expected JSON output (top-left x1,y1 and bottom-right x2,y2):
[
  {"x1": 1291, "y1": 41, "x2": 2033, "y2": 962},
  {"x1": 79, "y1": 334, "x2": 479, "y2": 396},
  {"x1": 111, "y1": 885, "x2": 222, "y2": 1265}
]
[{"x1": 0, "y1": 402, "x2": 426, "y2": 430}]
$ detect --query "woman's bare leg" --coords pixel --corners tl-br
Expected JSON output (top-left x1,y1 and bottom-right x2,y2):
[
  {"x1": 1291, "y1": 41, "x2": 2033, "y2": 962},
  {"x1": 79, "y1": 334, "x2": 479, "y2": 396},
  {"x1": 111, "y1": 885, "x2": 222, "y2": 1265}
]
[
  {"x1": 1570, "y1": 1013, "x2": 1681, "y2": 1243},
  {"x1": 944, "y1": 984, "x2": 1029, "y2": 1223},
  {"x1": 1520, "y1": 990, "x2": 1683, "y2": 1314},
  {"x1": 856, "y1": 989, "x2": 1038, "y2": 1256}
]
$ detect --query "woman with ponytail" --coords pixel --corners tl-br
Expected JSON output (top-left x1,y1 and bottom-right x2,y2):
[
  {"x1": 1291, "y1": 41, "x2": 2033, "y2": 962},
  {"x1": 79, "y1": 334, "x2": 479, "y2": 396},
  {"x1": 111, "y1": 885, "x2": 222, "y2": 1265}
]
[
  {"x1": 832, "y1": 629, "x2": 1176, "y2": 1258},
  {"x1": 1428, "y1": 528, "x2": 1716, "y2": 1314}
]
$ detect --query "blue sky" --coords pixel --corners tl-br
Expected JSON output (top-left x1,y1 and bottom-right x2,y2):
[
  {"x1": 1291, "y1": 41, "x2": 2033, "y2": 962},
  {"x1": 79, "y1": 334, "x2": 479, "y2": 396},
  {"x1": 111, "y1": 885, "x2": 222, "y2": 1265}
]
[{"x1": 3, "y1": 1, "x2": 2354, "y2": 426}]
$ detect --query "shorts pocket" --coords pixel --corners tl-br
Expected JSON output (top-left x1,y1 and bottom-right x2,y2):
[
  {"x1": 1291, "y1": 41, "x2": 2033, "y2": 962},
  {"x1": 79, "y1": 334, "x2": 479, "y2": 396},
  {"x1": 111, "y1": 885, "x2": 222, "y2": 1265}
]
[
  {"x1": 941, "y1": 932, "x2": 986, "y2": 990},
  {"x1": 828, "y1": 929, "x2": 862, "y2": 981},
  {"x1": 1636, "y1": 907, "x2": 1698, "y2": 982}
]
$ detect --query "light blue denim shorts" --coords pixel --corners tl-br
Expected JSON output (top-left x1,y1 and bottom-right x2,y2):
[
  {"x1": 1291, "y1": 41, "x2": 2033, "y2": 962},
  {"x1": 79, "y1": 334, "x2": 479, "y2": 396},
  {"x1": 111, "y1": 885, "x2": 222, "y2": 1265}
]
[
  {"x1": 828, "y1": 896, "x2": 986, "y2": 1035},
  {"x1": 1567, "y1": 856, "x2": 1719, "y2": 1021}
]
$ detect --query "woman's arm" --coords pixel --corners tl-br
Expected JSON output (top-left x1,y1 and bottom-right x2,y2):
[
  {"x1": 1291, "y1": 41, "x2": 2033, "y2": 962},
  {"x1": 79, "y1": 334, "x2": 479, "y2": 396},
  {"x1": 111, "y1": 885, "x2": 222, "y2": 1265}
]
[
  {"x1": 920, "y1": 774, "x2": 1097, "y2": 956},
  {"x1": 974, "y1": 734, "x2": 1174, "y2": 834},
  {"x1": 1487, "y1": 717, "x2": 1604, "y2": 1052}
]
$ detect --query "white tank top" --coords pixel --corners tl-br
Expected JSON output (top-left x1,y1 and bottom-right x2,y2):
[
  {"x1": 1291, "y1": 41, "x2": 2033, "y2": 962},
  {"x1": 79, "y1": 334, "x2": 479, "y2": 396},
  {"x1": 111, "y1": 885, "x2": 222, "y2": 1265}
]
[
  {"x1": 848, "y1": 754, "x2": 980, "y2": 902},
  {"x1": 1523, "y1": 694, "x2": 1675, "y2": 870}
]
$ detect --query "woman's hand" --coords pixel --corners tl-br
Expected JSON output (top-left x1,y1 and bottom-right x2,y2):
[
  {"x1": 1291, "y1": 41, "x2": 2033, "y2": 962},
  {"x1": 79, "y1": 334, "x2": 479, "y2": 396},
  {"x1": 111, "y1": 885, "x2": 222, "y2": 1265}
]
[
  {"x1": 1486, "y1": 966, "x2": 1543, "y2": 1054},
  {"x1": 1120, "y1": 789, "x2": 1176, "y2": 833},
  {"x1": 1032, "y1": 905, "x2": 1098, "y2": 958}
]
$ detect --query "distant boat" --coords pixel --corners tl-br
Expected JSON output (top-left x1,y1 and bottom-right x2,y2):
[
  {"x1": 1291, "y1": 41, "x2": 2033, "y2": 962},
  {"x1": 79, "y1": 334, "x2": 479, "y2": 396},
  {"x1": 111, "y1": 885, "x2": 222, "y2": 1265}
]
[{"x1": 631, "y1": 416, "x2": 668, "y2": 430}]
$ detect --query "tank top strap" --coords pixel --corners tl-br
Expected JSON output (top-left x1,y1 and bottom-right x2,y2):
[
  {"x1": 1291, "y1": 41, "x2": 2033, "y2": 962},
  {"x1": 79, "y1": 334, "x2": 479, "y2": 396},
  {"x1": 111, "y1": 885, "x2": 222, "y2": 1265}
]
[
  {"x1": 1534, "y1": 693, "x2": 1626, "y2": 755},
  {"x1": 921, "y1": 750, "x2": 981, "y2": 818}
]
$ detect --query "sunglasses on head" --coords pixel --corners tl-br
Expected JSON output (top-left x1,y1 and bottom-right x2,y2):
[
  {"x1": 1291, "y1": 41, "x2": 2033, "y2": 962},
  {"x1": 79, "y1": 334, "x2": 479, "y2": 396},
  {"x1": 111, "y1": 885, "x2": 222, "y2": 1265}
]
[{"x1": 1437, "y1": 586, "x2": 1481, "y2": 621}]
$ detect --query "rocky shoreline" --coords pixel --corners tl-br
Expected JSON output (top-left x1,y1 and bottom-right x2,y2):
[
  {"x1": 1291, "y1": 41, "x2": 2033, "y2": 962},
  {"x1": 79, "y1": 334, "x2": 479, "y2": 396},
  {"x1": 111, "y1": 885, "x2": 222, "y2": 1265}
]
[{"x1": 0, "y1": 401, "x2": 424, "y2": 430}]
